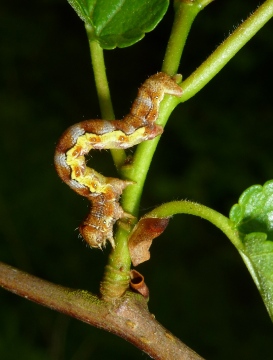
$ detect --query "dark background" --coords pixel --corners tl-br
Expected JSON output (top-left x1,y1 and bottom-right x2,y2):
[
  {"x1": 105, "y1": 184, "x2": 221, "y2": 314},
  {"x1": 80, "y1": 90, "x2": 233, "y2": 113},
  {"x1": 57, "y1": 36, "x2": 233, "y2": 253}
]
[{"x1": 1, "y1": 0, "x2": 273, "y2": 359}]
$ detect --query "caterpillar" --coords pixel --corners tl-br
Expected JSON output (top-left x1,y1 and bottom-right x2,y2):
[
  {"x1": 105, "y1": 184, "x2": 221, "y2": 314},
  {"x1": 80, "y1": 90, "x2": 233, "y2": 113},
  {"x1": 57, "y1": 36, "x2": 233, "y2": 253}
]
[{"x1": 54, "y1": 72, "x2": 182, "y2": 249}]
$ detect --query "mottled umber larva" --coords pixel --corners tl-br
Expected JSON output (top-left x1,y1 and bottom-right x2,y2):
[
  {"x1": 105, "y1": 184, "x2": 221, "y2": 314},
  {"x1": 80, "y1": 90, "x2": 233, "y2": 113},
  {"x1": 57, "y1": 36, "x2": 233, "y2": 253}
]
[{"x1": 54, "y1": 72, "x2": 182, "y2": 248}]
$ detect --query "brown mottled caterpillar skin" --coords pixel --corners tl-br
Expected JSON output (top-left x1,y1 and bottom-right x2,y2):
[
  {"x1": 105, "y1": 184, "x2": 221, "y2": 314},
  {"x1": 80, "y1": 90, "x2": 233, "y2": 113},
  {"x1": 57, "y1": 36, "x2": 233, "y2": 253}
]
[{"x1": 54, "y1": 72, "x2": 182, "y2": 249}]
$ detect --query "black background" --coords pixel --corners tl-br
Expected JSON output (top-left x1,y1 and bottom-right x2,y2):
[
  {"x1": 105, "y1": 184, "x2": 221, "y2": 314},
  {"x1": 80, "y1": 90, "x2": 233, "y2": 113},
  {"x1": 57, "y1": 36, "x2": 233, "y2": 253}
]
[{"x1": 1, "y1": 1, "x2": 273, "y2": 359}]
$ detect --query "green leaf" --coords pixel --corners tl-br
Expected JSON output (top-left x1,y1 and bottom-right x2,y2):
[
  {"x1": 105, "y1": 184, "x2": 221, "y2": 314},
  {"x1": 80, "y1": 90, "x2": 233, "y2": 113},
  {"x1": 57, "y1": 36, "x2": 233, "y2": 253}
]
[
  {"x1": 67, "y1": 0, "x2": 169, "y2": 49},
  {"x1": 229, "y1": 180, "x2": 273, "y2": 320},
  {"x1": 229, "y1": 180, "x2": 273, "y2": 241}
]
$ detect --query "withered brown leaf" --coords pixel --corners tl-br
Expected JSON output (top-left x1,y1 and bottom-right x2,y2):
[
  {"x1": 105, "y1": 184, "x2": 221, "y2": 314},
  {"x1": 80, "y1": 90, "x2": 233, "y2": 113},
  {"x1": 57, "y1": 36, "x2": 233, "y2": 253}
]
[{"x1": 128, "y1": 217, "x2": 169, "y2": 266}]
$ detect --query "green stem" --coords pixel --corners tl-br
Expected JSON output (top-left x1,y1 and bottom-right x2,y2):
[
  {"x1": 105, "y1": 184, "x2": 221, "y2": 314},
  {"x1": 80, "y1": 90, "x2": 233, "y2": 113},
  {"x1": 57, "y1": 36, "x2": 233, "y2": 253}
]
[
  {"x1": 106, "y1": 0, "x2": 207, "y2": 293},
  {"x1": 116, "y1": 0, "x2": 213, "y2": 267},
  {"x1": 121, "y1": 95, "x2": 178, "y2": 216},
  {"x1": 86, "y1": 28, "x2": 126, "y2": 168},
  {"x1": 120, "y1": 0, "x2": 210, "y2": 217},
  {"x1": 144, "y1": 200, "x2": 244, "y2": 250},
  {"x1": 100, "y1": 226, "x2": 132, "y2": 300},
  {"x1": 162, "y1": 0, "x2": 214, "y2": 75},
  {"x1": 178, "y1": 0, "x2": 273, "y2": 102},
  {"x1": 86, "y1": 29, "x2": 130, "y2": 298},
  {"x1": 112, "y1": 0, "x2": 207, "y2": 281},
  {"x1": 87, "y1": 34, "x2": 114, "y2": 119}
]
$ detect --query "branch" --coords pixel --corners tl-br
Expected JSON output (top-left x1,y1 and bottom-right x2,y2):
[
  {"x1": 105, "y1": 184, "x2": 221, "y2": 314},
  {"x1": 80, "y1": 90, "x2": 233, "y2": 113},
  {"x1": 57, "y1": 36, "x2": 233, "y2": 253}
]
[{"x1": 0, "y1": 261, "x2": 204, "y2": 360}]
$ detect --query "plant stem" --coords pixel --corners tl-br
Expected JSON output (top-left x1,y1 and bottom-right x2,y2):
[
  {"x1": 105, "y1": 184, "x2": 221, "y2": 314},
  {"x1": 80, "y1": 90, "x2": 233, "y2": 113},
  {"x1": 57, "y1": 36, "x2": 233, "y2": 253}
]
[
  {"x1": 120, "y1": 1, "x2": 210, "y2": 218},
  {"x1": 113, "y1": 0, "x2": 210, "y2": 285},
  {"x1": 144, "y1": 200, "x2": 244, "y2": 250},
  {"x1": 179, "y1": 0, "x2": 273, "y2": 102},
  {"x1": 86, "y1": 27, "x2": 126, "y2": 168},
  {"x1": 100, "y1": 226, "x2": 132, "y2": 299},
  {"x1": 86, "y1": 29, "x2": 130, "y2": 298},
  {"x1": 121, "y1": 95, "x2": 179, "y2": 216},
  {"x1": 162, "y1": 0, "x2": 214, "y2": 75},
  {"x1": 86, "y1": 34, "x2": 113, "y2": 119}
]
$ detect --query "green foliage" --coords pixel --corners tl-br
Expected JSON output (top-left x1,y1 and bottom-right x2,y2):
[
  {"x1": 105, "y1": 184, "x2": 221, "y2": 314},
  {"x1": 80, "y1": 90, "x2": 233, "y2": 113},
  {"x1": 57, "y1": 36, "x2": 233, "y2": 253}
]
[
  {"x1": 230, "y1": 180, "x2": 273, "y2": 240},
  {"x1": 67, "y1": 0, "x2": 169, "y2": 49},
  {"x1": 230, "y1": 181, "x2": 273, "y2": 319},
  {"x1": 242, "y1": 232, "x2": 273, "y2": 319}
]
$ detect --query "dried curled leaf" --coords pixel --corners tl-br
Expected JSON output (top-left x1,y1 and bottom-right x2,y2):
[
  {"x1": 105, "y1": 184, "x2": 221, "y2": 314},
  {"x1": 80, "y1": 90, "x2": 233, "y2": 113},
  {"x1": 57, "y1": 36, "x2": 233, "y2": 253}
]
[
  {"x1": 128, "y1": 217, "x2": 169, "y2": 266},
  {"x1": 130, "y1": 270, "x2": 149, "y2": 298}
]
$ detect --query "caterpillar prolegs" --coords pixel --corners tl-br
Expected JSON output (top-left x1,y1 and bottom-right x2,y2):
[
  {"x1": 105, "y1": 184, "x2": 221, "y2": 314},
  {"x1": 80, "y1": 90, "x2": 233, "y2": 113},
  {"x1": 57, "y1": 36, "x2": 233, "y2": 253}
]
[{"x1": 54, "y1": 72, "x2": 182, "y2": 249}]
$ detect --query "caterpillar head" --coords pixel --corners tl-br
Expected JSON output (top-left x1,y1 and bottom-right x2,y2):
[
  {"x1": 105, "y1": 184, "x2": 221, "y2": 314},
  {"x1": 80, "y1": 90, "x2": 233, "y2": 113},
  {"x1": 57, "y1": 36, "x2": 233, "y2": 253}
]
[{"x1": 79, "y1": 223, "x2": 115, "y2": 249}]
